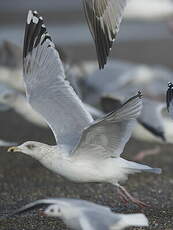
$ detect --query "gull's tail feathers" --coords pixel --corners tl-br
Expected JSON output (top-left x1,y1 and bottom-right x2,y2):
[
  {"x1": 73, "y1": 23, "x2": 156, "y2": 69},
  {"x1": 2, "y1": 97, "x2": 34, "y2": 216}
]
[
  {"x1": 123, "y1": 159, "x2": 162, "y2": 174},
  {"x1": 112, "y1": 213, "x2": 148, "y2": 229}
]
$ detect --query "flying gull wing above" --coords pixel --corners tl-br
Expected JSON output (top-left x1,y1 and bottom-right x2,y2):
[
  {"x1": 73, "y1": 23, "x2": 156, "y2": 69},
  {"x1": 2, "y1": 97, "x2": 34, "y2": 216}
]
[{"x1": 83, "y1": 0, "x2": 127, "y2": 69}]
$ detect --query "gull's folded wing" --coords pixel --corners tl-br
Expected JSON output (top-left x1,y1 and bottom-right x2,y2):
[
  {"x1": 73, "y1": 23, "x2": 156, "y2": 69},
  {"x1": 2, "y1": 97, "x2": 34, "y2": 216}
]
[
  {"x1": 73, "y1": 92, "x2": 142, "y2": 159},
  {"x1": 23, "y1": 11, "x2": 93, "y2": 149},
  {"x1": 83, "y1": 0, "x2": 127, "y2": 69}
]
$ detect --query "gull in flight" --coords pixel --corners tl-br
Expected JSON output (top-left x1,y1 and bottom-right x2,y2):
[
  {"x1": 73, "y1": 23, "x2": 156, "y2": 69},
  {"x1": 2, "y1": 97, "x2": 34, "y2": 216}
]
[
  {"x1": 8, "y1": 10, "x2": 161, "y2": 208},
  {"x1": 11, "y1": 198, "x2": 149, "y2": 230},
  {"x1": 83, "y1": 0, "x2": 127, "y2": 69}
]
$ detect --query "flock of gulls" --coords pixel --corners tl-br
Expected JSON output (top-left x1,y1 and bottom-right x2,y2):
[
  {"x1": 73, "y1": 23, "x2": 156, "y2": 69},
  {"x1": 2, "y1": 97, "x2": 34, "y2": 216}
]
[{"x1": 1, "y1": 1, "x2": 173, "y2": 229}]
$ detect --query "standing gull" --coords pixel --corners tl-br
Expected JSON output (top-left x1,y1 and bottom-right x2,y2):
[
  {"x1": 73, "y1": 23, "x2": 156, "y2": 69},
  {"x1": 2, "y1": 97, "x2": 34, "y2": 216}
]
[
  {"x1": 11, "y1": 198, "x2": 149, "y2": 230},
  {"x1": 83, "y1": 0, "x2": 127, "y2": 69},
  {"x1": 8, "y1": 10, "x2": 161, "y2": 208}
]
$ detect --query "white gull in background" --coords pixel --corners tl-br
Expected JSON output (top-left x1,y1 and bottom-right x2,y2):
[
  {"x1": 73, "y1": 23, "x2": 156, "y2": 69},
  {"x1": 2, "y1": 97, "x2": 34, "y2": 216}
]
[
  {"x1": 11, "y1": 198, "x2": 149, "y2": 230},
  {"x1": 0, "y1": 83, "x2": 47, "y2": 127},
  {"x1": 125, "y1": 0, "x2": 173, "y2": 21},
  {"x1": 0, "y1": 83, "x2": 103, "y2": 126},
  {"x1": 0, "y1": 139, "x2": 17, "y2": 147},
  {"x1": 78, "y1": 59, "x2": 173, "y2": 143},
  {"x1": 8, "y1": 10, "x2": 162, "y2": 208},
  {"x1": 101, "y1": 92, "x2": 166, "y2": 142}
]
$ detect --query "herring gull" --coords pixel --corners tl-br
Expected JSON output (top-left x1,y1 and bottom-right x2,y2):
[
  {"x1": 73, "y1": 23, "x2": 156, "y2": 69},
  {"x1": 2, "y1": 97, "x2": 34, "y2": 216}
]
[{"x1": 8, "y1": 10, "x2": 161, "y2": 208}]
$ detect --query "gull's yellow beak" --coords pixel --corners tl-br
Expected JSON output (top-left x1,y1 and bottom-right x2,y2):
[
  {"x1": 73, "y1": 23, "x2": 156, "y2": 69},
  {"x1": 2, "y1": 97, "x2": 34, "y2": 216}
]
[{"x1": 7, "y1": 146, "x2": 19, "y2": 152}]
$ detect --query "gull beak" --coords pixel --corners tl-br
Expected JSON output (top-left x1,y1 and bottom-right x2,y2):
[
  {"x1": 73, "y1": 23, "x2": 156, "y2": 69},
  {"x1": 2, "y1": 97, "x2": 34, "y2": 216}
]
[{"x1": 7, "y1": 146, "x2": 20, "y2": 152}]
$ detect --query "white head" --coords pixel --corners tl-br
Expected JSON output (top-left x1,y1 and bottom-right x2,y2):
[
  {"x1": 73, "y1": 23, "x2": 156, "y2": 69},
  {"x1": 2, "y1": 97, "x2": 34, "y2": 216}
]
[
  {"x1": 7, "y1": 141, "x2": 54, "y2": 160},
  {"x1": 43, "y1": 202, "x2": 78, "y2": 222},
  {"x1": 44, "y1": 204, "x2": 63, "y2": 218}
]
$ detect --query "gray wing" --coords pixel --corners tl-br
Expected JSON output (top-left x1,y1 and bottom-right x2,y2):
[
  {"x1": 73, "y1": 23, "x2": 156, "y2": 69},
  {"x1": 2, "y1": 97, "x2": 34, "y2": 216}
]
[
  {"x1": 11, "y1": 198, "x2": 111, "y2": 217},
  {"x1": 10, "y1": 199, "x2": 61, "y2": 216},
  {"x1": 101, "y1": 92, "x2": 166, "y2": 141},
  {"x1": 83, "y1": 0, "x2": 127, "y2": 69},
  {"x1": 73, "y1": 92, "x2": 142, "y2": 159},
  {"x1": 79, "y1": 210, "x2": 120, "y2": 230},
  {"x1": 138, "y1": 98, "x2": 166, "y2": 141},
  {"x1": 23, "y1": 11, "x2": 93, "y2": 149},
  {"x1": 166, "y1": 82, "x2": 173, "y2": 119}
]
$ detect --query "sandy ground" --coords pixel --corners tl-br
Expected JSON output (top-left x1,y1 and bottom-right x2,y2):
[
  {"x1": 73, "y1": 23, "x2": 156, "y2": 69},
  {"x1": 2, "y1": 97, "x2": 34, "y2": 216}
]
[{"x1": 0, "y1": 108, "x2": 173, "y2": 230}]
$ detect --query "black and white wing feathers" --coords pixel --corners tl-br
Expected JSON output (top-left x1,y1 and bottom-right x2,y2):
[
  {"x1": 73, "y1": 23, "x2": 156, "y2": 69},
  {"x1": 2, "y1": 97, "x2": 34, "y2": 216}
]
[
  {"x1": 83, "y1": 0, "x2": 127, "y2": 69},
  {"x1": 23, "y1": 11, "x2": 93, "y2": 150}
]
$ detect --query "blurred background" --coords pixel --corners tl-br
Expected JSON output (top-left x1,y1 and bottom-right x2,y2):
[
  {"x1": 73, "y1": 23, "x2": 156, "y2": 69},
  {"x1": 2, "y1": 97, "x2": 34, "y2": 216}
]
[{"x1": 1, "y1": 0, "x2": 173, "y2": 66}]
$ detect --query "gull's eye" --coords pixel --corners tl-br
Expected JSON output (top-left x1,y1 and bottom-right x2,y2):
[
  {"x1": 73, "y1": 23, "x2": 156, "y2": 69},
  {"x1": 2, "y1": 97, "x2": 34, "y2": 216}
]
[
  {"x1": 50, "y1": 208, "x2": 54, "y2": 213},
  {"x1": 26, "y1": 144, "x2": 35, "y2": 150}
]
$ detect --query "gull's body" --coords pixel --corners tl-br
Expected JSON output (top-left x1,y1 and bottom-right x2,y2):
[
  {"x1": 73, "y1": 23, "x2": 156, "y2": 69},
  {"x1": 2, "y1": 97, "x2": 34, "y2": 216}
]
[
  {"x1": 9, "y1": 11, "x2": 161, "y2": 208},
  {"x1": 11, "y1": 198, "x2": 149, "y2": 230}
]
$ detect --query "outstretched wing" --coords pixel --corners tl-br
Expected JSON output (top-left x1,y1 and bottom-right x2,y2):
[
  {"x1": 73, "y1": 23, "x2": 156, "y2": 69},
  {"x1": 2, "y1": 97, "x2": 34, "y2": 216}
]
[
  {"x1": 23, "y1": 11, "x2": 93, "y2": 149},
  {"x1": 83, "y1": 0, "x2": 127, "y2": 69},
  {"x1": 73, "y1": 92, "x2": 142, "y2": 159}
]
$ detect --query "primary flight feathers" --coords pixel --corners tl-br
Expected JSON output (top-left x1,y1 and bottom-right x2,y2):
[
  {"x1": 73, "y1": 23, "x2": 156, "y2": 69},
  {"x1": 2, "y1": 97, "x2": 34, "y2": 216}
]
[
  {"x1": 23, "y1": 10, "x2": 93, "y2": 149},
  {"x1": 83, "y1": 0, "x2": 127, "y2": 69}
]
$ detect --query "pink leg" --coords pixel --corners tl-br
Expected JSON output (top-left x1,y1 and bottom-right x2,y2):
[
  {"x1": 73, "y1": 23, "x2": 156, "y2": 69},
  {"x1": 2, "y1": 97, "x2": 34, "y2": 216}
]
[
  {"x1": 117, "y1": 185, "x2": 151, "y2": 208},
  {"x1": 133, "y1": 146, "x2": 161, "y2": 162}
]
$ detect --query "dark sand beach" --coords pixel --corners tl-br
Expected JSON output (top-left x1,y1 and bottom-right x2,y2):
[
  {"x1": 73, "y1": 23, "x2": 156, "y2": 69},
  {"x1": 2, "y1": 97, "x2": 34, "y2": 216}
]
[{"x1": 0, "y1": 2, "x2": 173, "y2": 229}]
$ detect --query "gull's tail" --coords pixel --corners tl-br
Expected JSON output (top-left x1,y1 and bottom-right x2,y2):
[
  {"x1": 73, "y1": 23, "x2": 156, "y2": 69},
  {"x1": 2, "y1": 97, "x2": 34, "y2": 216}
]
[
  {"x1": 121, "y1": 158, "x2": 162, "y2": 175},
  {"x1": 112, "y1": 213, "x2": 149, "y2": 229}
]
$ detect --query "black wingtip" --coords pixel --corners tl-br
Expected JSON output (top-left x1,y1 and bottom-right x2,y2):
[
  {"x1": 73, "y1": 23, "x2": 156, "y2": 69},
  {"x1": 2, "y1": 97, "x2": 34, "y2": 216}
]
[
  {"x1": 137, "y1": 91, "x2": 142, "y2": 99},
  {"x1": 23, "y1": 10, "x2": 52, "y2": 60},
  {"x1": 166, "y1": 82, "x2": 173, "y2": 112},
  {"x1": 168, "y1": 82, "x2": 173, "y2": 89}
]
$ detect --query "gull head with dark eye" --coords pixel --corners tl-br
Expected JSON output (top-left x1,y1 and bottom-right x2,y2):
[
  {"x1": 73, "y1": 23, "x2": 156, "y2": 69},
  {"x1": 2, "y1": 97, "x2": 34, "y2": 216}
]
[
  {"x1": 44, "y1": 204, "x2": 62, "y2": 217},
  {"x1": 7, "y1": 141, "x2": 52, "y2": 160}
]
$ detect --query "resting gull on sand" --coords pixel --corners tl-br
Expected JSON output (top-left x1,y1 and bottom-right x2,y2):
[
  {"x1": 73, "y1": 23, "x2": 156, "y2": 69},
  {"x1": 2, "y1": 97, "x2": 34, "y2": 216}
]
[
  {"x1": 8, "y1": 10, "x2": 161, "y2": 208},
  {"x1": 11, "y1": 198, "x2": 149, "y2": 230}
]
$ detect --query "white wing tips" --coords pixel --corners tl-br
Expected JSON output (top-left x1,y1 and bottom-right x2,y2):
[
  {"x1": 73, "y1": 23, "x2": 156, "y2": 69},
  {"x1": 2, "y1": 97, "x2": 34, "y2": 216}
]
[
  {"x1": 23, "y1": 10, "x2": 52, "y2": 60},
  {"x1": 166, "y1": 82, "x2": 173, "y2": 112},
  {"x1": 27, "y1": 10, "x2": 33, "y2": 25}
]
